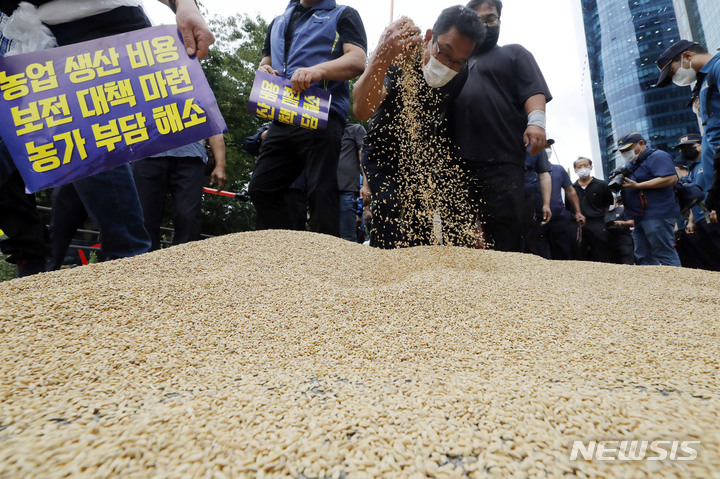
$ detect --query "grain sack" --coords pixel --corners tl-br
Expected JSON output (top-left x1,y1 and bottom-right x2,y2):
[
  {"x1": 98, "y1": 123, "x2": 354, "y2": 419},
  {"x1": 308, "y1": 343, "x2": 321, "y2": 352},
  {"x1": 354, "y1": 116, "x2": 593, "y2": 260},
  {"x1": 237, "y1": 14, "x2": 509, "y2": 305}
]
[{"x1": 0, "y1": 230, "x2": 718, "y2": 477}]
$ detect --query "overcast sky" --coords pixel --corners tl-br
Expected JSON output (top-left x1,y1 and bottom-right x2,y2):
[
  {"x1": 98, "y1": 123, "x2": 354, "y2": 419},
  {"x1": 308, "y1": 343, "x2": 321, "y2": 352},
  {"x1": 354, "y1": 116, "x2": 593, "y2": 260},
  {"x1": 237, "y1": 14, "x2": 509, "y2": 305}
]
[{"x1": 144, "y1": 0, "x2": 597, "y2": 177}]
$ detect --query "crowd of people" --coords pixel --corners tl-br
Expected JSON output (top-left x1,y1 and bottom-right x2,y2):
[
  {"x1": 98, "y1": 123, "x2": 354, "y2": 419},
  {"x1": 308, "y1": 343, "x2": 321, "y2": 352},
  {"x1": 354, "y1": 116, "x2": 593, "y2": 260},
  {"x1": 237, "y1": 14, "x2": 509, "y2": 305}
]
[{"x1": 2, "y1": 0, "x2": 720, "y2": 278}]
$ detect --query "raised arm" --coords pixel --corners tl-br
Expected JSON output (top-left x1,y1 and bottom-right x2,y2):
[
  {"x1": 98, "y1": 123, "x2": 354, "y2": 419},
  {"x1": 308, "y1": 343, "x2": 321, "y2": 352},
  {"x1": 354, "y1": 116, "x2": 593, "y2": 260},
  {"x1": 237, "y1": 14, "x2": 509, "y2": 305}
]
[{"x1": 353, "y1": 17, "x2": 422, "y2": 121}]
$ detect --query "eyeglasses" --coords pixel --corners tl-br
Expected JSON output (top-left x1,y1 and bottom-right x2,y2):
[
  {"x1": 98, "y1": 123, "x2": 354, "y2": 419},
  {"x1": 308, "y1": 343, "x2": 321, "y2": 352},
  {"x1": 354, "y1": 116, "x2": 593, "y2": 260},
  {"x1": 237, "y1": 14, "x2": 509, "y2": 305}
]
[
  {"x1": 433, "y1": 42, "x2": 466, "y2": 72},
  {"x1": 480, "y1": 14, "x2": 500, "y2": 27}
]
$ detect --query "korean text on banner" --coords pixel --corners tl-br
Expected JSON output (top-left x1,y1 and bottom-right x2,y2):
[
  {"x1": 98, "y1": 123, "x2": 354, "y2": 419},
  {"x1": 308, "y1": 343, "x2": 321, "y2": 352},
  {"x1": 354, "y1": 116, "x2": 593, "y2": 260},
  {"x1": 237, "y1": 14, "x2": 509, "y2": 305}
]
[
  {"x1": 0, "y1": 25, "x2": 227, "y2": 193},
  {"x1": 248, "y1": 70, "x2": 331, "y2": 131}
]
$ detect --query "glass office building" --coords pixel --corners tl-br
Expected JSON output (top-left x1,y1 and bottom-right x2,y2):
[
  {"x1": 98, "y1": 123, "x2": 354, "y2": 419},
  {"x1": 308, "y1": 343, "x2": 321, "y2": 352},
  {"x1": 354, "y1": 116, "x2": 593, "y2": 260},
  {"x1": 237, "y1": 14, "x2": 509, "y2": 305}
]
[
  {"x1": 581, "y1": 0, "x2": 700, "y2": 178},
  {"x1": 695, "y1": 0, "x2": 720, "y2": 51}
]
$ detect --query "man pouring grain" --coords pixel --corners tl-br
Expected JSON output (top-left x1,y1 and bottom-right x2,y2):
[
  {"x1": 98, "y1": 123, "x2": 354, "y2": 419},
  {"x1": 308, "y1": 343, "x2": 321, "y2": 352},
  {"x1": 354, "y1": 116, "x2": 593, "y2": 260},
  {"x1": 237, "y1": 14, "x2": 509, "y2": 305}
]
[{"x1": 353, "y1": 6, "x2": 484, "y2": 248}]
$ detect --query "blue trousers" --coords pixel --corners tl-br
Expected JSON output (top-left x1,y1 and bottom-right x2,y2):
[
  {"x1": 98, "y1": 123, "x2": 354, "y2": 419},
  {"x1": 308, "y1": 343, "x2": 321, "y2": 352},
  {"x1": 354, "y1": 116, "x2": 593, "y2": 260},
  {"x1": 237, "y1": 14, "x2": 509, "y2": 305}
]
[{"x1": 633, "y1": 218, "x2": 681, "y2": 266}]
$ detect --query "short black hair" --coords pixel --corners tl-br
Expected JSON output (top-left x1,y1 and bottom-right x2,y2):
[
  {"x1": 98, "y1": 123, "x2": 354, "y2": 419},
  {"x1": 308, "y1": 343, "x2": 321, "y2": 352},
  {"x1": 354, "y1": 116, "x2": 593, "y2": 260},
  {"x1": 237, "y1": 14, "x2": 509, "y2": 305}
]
[
  {"x1": 433, "y1": 5, "x2": 486, "y2": 48},
  {"x1": 672, "y1": 43, "x2": 708, "y2": 62},
  {"x1": 466, "y1": 0, "x2": 503, "y2": 17},
  {"x1": 573, "y1": 157, "x2": 592, "y2": 169}
]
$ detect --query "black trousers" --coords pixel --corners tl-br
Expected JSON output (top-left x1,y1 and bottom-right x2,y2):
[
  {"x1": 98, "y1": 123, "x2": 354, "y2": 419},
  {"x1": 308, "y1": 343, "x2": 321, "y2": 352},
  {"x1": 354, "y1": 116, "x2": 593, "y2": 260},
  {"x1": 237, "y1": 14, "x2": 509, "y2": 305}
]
[
  {"x1": 0, "y1": 169, "x2": 47, "y2": 263},
  {"x1": 465, "y1": 161, "x2": 524, "y2": 252},
  {"x1": 248, "y1": 117, "x2": 343, "y2": 236},
  {"x1": 607, "y1": 227, "x2": 634, "y2": 265},
  {"x1": 47, "y1": 184, "x2": 91, "y2": 271},
  {"x1": 576, "y1": 217, "x2": 611, "y2": 262},
  {"x1": 676, "y1": 220, "x2": 720, "y2": 271},
  {"x1": 365, "y1": 167, "x2": 416, "y2": 249},
  {"x1": 537, "y1": 216, "x2": 574, "y2": 260},
  {"x1": 132, "y1": 157, "x2": 205, "y2": 251}
]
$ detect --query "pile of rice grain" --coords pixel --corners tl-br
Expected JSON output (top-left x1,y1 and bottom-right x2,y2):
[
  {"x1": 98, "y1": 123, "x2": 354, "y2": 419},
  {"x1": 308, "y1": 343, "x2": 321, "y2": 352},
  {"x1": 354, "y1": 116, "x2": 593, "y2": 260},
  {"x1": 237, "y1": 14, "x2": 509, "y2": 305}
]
[{"x1": 1, "y1": 230, "x2": 718, "y2": 478}]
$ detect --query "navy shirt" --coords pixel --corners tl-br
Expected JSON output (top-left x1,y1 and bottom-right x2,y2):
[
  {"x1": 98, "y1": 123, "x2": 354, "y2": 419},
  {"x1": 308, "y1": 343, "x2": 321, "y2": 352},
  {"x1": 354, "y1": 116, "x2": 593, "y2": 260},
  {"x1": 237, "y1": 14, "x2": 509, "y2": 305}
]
[
  {"x1": 549, "y1": 164, "x2": 572, "y2": 220},
  {"x1": 524, "y1": 148, "x2": 551, "y2": 194},
  {"x1": 622, "y1": 148, "x2": 680, "y2": 221}
]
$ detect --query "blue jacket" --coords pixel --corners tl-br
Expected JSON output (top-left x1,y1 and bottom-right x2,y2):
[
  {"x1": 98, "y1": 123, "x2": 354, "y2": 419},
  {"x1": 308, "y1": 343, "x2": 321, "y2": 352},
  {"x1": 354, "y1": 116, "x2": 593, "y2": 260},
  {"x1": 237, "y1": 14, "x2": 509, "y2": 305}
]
[
  {"x1": 270, "y1": 0, "x2": 349, "y2": 119},
  {"x1": 698, "y1": 53, "x2": 720, "y2": 192}
]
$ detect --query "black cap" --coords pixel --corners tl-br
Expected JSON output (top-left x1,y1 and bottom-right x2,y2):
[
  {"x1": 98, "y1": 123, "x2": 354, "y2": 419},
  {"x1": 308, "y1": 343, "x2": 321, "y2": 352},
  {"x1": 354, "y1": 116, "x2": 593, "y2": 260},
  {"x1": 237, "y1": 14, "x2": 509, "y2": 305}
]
[
  {"x1": 617, "y1": 132, "x2": 644, "y2": 151},
  {"x1": 546, "y1": 138, "x2": 555, "y2": 146},
  {"x1": 676, "y1": 133, "x2": 701, "y2": 147},
  {"x1": 654, "y1": 39, "x2": 698, "y2": 88}
]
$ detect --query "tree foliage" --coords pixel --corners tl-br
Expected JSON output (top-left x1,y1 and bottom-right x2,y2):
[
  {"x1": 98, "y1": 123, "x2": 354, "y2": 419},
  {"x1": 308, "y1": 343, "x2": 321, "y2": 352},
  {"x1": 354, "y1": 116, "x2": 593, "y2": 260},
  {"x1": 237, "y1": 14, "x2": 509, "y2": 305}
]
[{"x1": 199, "y1": 14, "x2": 270, "y2": 235}]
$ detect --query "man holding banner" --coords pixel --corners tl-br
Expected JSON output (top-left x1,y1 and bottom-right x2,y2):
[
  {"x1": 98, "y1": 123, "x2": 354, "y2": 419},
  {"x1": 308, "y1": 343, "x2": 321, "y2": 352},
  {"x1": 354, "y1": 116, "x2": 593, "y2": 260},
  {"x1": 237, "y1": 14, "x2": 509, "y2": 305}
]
[
  {"x1": 247, "y1": 0, "x2": 367, "y2": 237},
  {"x1": 0, "y1": 0, "x2": 218, "y2": 276}
]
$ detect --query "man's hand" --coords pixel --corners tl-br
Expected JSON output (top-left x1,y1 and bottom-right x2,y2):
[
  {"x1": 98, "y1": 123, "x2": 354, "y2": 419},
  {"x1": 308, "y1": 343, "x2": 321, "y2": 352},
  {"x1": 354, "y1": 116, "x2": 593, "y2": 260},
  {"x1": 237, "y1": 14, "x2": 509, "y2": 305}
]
[
  {"x1": 375, "y1": 17, "x2": 423, "y2": 63},
  {"x1": 290, "y1": 66, "x2": 324, "y2": 94},
  {"x1": 686, "y1": 220, "x2": 696, "y2": 234},
  {"x1": 524, "y1": 125, "x2": 546, "y2": 156},
  {"x1": 575, "y1": 212, "x2": 586, "y2": 226},
  {"x1": 622, "y1": 178, "x2": 640, "y2": 189},
  {"x1": 259, "y1": 64, "x2": 279, "y2": 76},
  {"x1": 174, "y1": 0, "x2": 215, "y2": 59},
  {"x1": 360, "y1": 183, "x2": 371, "y2": 206},
  {"x1": 363, "y1": 205, "x2": 372, "y2": 225},
  {"x1": 711, "y1": 210, "x2": 718, "y2": 223},
  {"x1": 541, "y1": 205, "x2": 552, "y2": 226},
  {"x1": 209, "y1": 165, "x2": 226, "y2": 192}
]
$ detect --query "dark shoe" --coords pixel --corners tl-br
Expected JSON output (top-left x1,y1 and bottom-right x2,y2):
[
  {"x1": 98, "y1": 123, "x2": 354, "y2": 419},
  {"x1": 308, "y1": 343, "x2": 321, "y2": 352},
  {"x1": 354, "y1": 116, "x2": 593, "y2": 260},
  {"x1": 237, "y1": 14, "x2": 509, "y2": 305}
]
[{"x1": 16, "y1": 256, "x2": 46, "y2": 278}]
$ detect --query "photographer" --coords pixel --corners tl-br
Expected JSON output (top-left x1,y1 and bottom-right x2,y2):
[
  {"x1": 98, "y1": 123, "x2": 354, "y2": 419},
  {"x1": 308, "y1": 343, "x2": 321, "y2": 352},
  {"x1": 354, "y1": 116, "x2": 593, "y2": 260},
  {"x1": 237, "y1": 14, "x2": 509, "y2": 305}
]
[{"x1": 614, "y1": 133, "x2": 681, "y2": 266}]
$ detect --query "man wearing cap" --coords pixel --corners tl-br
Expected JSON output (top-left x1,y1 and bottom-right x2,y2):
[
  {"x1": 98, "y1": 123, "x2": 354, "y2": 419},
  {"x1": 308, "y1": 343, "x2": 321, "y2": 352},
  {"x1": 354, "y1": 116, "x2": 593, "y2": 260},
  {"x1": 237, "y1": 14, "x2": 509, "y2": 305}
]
[
  {"x1": 615, "y1": 132, "x2": 681, "y2": 266},
  {"x1": 673, "y1": 133, "x2": 720, "y2": 270},
  {"x1": 674, "y1": 133, "x2": 705, "y2": 232},
  {"x1": 654, "y1": 40, "x2": 720, "y2": 220}
]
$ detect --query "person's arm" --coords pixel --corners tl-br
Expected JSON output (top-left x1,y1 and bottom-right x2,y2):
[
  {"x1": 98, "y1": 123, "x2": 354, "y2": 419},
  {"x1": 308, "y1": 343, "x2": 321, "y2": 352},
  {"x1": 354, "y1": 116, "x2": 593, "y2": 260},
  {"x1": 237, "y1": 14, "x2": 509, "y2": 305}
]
[
  {"x1": 523, "y1": 93, "x2": 547, "y2": 156},
  {"x1": 158, "y1": 0, "x2": 215, "y2": 59},
  {"x1": 539, "y1": 171, "x2": 551, "y2": 225},
  {"x1": 208, "y1": 134, "x2": 226, "y2": 192},
  {"x1": 289, "y1": 43, "x2": 365, "y2": 93},
  {"x1": 353, "y1": 17, "x2": 422, "y2": 121},
  {"x1": 565, "y1": 186, "x2": 585, "y2": 226},
  {"x1": 686, "y1": 210, "x2": 696, "y2": 235},
  {"x1": 359, "y1": 150, "x2": 371, "y2": 205},
  {"x1": 622, "y1": 175, "x2": 677, "y2": 189}
]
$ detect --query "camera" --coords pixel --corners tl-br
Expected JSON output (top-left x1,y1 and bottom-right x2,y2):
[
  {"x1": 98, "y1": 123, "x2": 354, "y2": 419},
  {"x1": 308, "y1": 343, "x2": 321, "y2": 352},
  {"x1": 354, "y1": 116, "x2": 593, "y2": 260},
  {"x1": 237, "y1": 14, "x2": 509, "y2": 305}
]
[{"x1": 608, "y1": 166, "x2": 633, "y2": 192}]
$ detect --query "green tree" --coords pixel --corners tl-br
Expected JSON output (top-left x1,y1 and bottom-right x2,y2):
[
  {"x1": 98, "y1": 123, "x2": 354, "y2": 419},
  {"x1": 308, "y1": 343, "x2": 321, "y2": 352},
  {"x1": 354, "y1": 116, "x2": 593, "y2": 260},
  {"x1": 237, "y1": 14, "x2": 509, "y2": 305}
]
[{"x1": 199, "y1": 14, "x2": 270, "y2": 235}]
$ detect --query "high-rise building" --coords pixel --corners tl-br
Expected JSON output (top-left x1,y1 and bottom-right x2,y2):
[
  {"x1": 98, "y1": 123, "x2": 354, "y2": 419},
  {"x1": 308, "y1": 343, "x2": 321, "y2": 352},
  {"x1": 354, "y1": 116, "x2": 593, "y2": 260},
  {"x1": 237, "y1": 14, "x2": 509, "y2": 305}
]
[
  {"x1": 580, "y1": 0, "x2": 700, "y2": 178},
  {"x1": 695, "y1": 0, "x2": 720, "y2": 51}
]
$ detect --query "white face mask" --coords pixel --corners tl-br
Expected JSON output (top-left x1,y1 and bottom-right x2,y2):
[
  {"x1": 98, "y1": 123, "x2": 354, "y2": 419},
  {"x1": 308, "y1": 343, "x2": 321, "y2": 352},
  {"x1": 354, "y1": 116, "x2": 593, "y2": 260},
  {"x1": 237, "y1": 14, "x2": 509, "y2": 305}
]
[
  {"x1": 545, "y1": 148, "x2": 553, "y2": 159},
  {"x1": 620, "y1": 149, "x2": 637, "y2": 163},
  {"x1": 672, "y1": 57, "x2": 697, "y2": 87},
  {"x1": 575, "y1": 168, "x2": 592, "y2": 178},
  {"x1": 423, "y1": 54, "x2": 458, "y2": 88}
]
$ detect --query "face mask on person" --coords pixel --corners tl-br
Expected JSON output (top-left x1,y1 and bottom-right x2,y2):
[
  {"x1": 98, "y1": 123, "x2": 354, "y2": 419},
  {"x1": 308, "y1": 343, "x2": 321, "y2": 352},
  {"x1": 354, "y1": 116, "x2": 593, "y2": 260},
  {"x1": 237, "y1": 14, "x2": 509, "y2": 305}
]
[
  {"x1": 575, "y1": 168, "x2": 592, "y2": 178},
  {"x1": 681, "y1": 147, "x2": 700, "y2": 163},
  {"x1": 476, "y1": 25, "x2": 499, "y2": 53},
  {"x1": 423, "y1": 54, "x2": 458, "y2": 88},
  {"x1": 620, "y1": 149, "x2": 637, "y2": 163},
  {"x1": 545, "y1": 148, "x2": 553, "y2": 159},
  {"x1": 672, "y1": 57, "x2": 697, "y2": 87}
]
